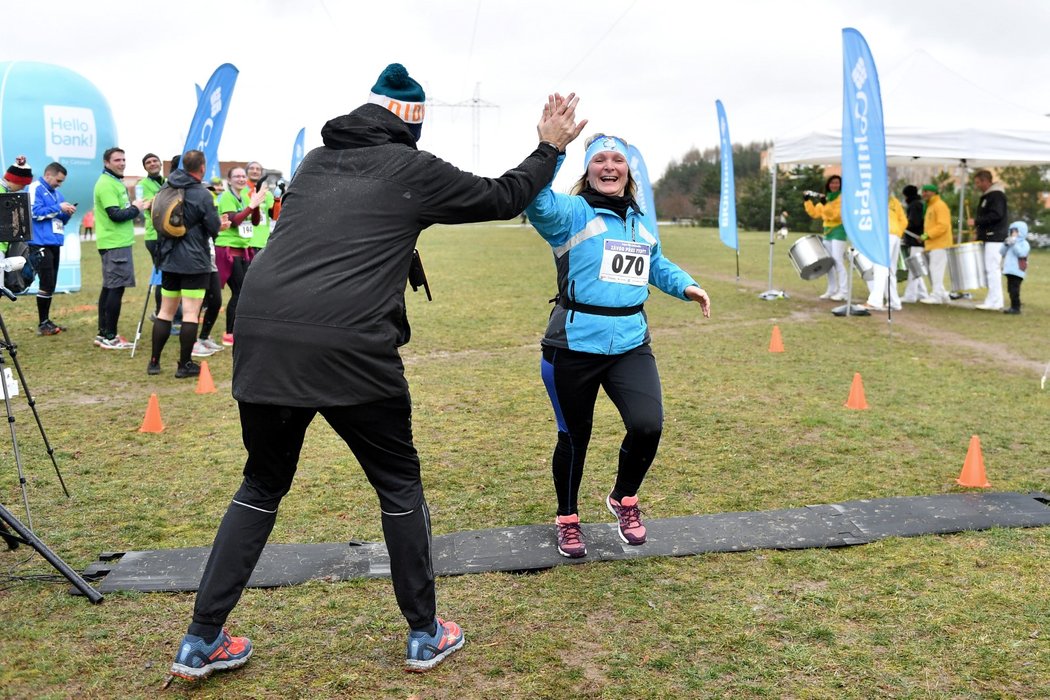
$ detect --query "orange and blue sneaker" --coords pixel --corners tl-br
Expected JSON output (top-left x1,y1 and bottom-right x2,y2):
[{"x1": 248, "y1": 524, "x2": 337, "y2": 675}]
[
  {"x1": 169, "y1": 628, "x2": 253, "y2": 681},
  {"x1": 607, "y1": 494, "x2": 647, "y2": 545},
  {"x1": 405, "y1": 617, "x2": 464, "y2": 672}
]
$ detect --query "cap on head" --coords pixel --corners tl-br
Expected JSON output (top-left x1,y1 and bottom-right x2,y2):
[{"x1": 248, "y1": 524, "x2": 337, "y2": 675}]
[
  {"x1": 922, "y1": 184, "x2": 939, "y2": 193},
  {"x1": 902, "y1": 185, "x2": 918, "y2": 198},
  {"x1": 5, "y1": 155, "x2": 33, "y2": 186},
  {"x1": 584, "y1": 134, "x2": 629, "y2": 168},
  {"x1": 368, "y1": 63, "x2": 426, "y2": 141}
]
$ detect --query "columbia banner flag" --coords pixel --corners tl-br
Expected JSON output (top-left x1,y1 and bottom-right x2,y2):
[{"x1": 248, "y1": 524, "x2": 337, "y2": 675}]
[
  {"x1": 715, "y1": 100, "x2": 738, "y2": 250},
  {"x1": 291, "y1": 127, "x2": 306, "y2": 177},
  {"x1": 627, "y1": 145, "x2": 657, "y2": 236},
  {"x1": 841, "y1": 28, "x2": 889, "y2": 268},
  {"x1": 182, "y1": 63, "x2": 239, "y2": 182}
]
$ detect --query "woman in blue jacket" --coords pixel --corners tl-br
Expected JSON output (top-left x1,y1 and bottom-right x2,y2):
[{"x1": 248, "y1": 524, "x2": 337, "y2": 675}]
[{"x1": 526, "y1": 132, "x2": 711, "y2": 559}]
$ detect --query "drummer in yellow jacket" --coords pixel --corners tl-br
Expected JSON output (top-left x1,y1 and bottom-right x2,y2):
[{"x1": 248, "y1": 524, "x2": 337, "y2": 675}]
[
  {"x1": 919, "y1": 184, "x2": 952, "y2": 304},
  {"x1": 804, "y1": 175, "x2": 848, "y2": 301},
  {"x1": 862, "y1": 194, "x2": 908, "y2": 311}
]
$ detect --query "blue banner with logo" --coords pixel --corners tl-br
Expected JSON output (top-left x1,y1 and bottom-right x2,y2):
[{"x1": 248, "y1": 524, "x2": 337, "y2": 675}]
[
  {"x1": 291, "y1": 127, "x2": 305, "y2": 177},
  {"x1": 715, "y1": 100, "x2": 738, "y2": 250},
  {"x1": 181, "y1": 64, "x2": 239, "y2": 182},
  {"x1": 626, "y1": 145, "x2": 657, "y2": 237},
  {"x1": 841, "y1": 28, "x2": 889, "y2": 268}
]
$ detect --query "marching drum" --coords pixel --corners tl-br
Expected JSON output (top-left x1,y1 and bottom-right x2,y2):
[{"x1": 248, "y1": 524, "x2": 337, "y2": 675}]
[
  {"x1": 788, "y1": 234, "x2": 833, "y2": 280},
  {"x1": 905, "y1": 247, "x2": 928, "y2": 278},
  {"x1": 849, "y1": 248, "x2": 875, "y2": 282},
  {"x1": 947, "y1": 242, "x2": 986, "y2": 292}
]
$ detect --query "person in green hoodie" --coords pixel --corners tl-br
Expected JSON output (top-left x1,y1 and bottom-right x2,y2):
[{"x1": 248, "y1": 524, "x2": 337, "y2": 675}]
[
  {"x1": 214, "y1": 167, "x2": 265, "y2": 346},
  {"x1": 140, "y1": 153, "x2": 165, "y2": 316},
  {"x1": 244, "y1": 161, "x2": 277, "y2": 254},
  {"x1": 93, "y1": 147, "x2": 146, "y2": 349}
]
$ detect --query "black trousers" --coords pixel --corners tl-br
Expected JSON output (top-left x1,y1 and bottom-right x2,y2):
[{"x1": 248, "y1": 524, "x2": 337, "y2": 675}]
[
  {"x1": 189, "y1": 394, "x2": 436, "y2": 637},
  {"x1": 540, "y1": 344, "x2": 663, "y2": 516},
  {"x1": 1006, "y1": 274, "x2": 1023, "y2": 310}
]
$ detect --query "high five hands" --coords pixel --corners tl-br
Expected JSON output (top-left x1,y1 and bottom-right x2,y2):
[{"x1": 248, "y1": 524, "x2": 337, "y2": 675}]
[{"x1": 537, "y1": 92, "x2": 587, "y2": 152}]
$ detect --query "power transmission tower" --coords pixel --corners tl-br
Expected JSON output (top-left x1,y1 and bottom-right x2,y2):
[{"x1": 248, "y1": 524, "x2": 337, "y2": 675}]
[{"x1": 427, "y1": 83, "x2": 499, "y2": 172}]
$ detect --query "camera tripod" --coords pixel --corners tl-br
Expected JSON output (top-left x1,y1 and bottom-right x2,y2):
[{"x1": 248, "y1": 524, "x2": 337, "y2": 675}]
[{"x1": 0, "y1": 288, "x2": 102, "y2": 602}]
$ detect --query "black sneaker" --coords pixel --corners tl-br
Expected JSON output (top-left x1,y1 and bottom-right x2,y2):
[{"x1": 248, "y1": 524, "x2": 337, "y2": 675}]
[
  {"x1": 147, "y1": 360, "x2": 161, "y2": 376},
  {"x1": 37, "y1": 320, "x2": 64, "y2": 336},
  {"x1": 174, "y1": 360, "x2": 201, "y2": 379}
]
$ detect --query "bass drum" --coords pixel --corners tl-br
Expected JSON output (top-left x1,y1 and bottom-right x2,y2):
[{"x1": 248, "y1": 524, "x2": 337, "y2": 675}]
[
  {"x1": 947, "y1": 242, "x2": 986, "y2": 292},
  {"x1": 788, "y1": 234, "x2": 833, "y2": 280}
]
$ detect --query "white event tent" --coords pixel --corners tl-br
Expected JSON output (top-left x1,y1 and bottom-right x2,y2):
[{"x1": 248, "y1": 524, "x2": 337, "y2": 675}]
[
  {"x1": 759, "y1": 49, "x2": 1050, "y2": 299},
  {"x1": 771, "y1": 49, "x2": 1050, "y2": 168}
]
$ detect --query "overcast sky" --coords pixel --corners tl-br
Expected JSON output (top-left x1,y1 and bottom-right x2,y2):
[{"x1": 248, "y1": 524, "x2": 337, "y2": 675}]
[{"x1": 2, "y1": 0, "x2": 1047, "y2": 190}]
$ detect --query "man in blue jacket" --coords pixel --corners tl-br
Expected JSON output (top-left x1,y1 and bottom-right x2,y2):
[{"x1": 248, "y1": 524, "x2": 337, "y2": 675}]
[{"x1": 28, "y1": 162, "x2": 77, "y2": 335}]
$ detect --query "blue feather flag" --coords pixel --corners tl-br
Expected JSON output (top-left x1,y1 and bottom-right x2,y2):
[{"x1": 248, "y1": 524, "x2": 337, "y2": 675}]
[
  {"x1": 626, "y1": 145, "x2": 657, "y2": 236},
  {"x1": 841, "y1": 29, "x2": 889, "y2": 267},
  {"x1": 715, "y1": 99, "x2": 738, "y2": 250},
  {"x1": 181, "y1": 64, "x2": 239, "y2": 182},
  {"x1": 290, "y1": 127, "x2": 305, "y2": 177}
]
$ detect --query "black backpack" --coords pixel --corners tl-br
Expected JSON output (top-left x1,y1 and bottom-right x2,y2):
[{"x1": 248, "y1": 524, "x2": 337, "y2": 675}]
[
  {"x1": 3, "y1": 240, "x2": 41, "y2": 294},
  {"x1": 151, "y1": 185, "x2": 187, "y2": 238}
]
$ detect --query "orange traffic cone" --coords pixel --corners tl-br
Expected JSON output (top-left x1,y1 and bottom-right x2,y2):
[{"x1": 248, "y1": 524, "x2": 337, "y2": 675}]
[
  {"x1": 139, "y1": 393, "x2": 164, "y2": 433},
  {"x1": 956, "y1": 434, "x2": 991, "y2": 488},
  {"x1": 195, "y1": 361, "x2": 216, "y2": 395},
  {"x1": 844, "y1": 372, "x2": 869, "y2": 410},
  {"x1": 768, "y1": 325, "x2": 785, "y2": 353}
]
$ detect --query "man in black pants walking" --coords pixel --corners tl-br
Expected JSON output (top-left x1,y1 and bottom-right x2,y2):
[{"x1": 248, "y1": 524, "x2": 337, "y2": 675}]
[{"x1": 167, "y1": 64, "x2": 586, "y2": 683}]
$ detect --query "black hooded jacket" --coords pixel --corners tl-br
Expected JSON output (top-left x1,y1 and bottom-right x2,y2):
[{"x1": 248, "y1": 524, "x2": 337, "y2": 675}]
[
  {"x1": 157, "y1": 168, "x2": 222, "y2": 274},
  {"x1": 231, "y1": 103, "x2": 560, "y2": 407},
  {"x1": 974, "y1": 182, "x2": 1008, "y2": 243}
]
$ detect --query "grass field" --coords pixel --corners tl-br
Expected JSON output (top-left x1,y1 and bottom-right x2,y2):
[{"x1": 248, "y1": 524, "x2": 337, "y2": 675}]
[{"x1": 1, "y1": 224, "x2": 1048, "y2": 699}]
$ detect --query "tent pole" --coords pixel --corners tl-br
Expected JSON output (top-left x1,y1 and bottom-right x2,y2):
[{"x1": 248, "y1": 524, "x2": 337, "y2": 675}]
[
  {"x1": 758, "y1": 160, "x2": 786, "y2": 299},
  {"x1": 767, "y1": 164, "x2": 776, "y2": 289},
  {"x1": 956, "y1": 159, "x2": 968, "y2": 245}
]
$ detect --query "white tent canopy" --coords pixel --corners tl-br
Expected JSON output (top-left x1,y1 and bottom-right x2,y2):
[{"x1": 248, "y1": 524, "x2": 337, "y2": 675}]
[{"x1": 772, "y1": 49, "x2": 1050, "y2": 167}]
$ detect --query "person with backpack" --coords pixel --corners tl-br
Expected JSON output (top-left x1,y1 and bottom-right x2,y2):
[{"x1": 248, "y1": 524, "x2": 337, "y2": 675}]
[
  {"x1": 146, "y1": 150, "x2": 229, "y2": 377},
  {"x1": 27, "y1": 162, "x2": 76, "y2": 335},
  {"x1": 0, "y1": 156, "x2": 33, "y2": 255}
]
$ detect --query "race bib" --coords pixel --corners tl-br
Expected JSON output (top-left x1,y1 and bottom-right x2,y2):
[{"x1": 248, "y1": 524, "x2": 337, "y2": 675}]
[
  {"x1": 599, "y1": 240, "x2": 650, "y2": 286},
  {"x1": 52, "y1": 219, "x2": 65, "y2": 234},
  {"x1": 238, "y1": 222, "x2": 254, "y2": 238}
]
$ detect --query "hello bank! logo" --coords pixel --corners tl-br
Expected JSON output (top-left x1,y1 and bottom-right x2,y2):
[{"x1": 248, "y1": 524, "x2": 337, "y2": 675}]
[{"x1": 44, "y1": 105, "x2": 97, "y2": 160}]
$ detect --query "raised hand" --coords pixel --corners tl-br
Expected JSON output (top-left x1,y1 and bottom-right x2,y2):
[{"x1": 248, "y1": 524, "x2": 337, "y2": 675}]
[{"x1": 537, "y1": 92, "x2": 588, "y2": 151}]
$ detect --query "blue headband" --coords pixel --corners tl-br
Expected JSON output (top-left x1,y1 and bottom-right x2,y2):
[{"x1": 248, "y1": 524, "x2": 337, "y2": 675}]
[{"x1": 584, "y1": 135, "x2": 628, "y2": 167}]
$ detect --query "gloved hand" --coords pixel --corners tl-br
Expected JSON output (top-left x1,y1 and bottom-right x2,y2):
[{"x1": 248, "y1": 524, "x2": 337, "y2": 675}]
[{"x1": 920, "y1": 233, "x2": 929, "y2": 241}]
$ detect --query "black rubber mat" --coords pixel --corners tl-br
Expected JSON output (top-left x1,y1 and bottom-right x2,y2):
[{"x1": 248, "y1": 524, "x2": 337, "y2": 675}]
[{"x1": 84, "y1": 491, "x2": 1050, "y2": 593}]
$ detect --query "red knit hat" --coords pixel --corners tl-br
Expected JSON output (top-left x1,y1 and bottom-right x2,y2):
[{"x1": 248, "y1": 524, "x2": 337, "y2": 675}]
[{"x1": 5, "y1": 155, "x2": 32, "y2": 186}]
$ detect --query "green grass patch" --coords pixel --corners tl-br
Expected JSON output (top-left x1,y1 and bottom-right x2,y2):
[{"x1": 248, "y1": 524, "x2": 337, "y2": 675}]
[{"x1": 1, "y1": 225, "x2": 1048, "y2": 698}]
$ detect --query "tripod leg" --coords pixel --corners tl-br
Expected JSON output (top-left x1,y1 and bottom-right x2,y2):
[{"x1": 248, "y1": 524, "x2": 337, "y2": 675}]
[
  {"x1": 0, "y1": 501, "x2": 103, "y2": 602},
  {"x1": 0, "y1": 315, "x2": 70, "y2": 499},
  {"x1": 0, "y1": 349, "x2": 34, "y2": 528},
  {"x1": 131, "y1": 270, "x2": 156, "y2": 359}
]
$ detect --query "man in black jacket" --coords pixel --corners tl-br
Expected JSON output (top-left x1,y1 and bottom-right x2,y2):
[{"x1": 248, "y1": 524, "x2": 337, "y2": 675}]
[
  {"x1": 147, "y1": 150, "x2": 228, "y2": 377},
  {"x1": 900, "y1": 184, "x2": 929, "y2": 303},
  {"x1": 167, "y1": 64, "x2": 586, "y2": 683},
  {"x1": 968, "y1": 169, "x2": 1008, "y2": 310}
]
